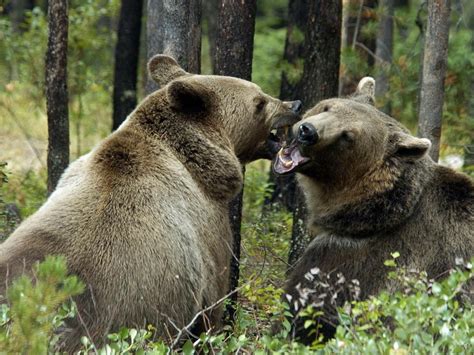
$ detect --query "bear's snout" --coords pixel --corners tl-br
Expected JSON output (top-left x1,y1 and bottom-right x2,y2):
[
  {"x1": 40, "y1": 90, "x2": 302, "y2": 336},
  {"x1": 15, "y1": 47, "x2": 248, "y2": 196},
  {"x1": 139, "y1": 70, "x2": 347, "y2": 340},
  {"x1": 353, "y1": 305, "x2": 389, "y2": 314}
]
[{"x1": 298, "y1": 122, "x2": 319, "y2": 146}]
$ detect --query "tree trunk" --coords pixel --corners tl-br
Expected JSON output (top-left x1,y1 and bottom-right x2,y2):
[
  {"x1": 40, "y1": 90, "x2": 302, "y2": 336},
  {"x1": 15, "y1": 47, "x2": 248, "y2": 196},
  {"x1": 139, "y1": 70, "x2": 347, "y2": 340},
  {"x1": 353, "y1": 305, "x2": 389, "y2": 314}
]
[
  {"x1": 112, "y1": 0, "x2": 143, "y2": 131},
  {"x1": 213, "y1": 0, "x2": 257, "y2": 319},
  {"x1": 465, "y1": 8, "x2": 474, "y2": 167},
  {"x1": 394, "y1": 0, "x2": 409, "y2": 7},
  {"x1": 203, "y1": 0, "x2": 218, "y2": 72},
  {"x1": 9, "y1": 0, "x2": 34, "y2": 32},
  {"x1": 374, "y1": 0, "x2": 394, "y2": 113},
  {"x1": 264, "y1": 0, "x2": 309, "y2": 212},
  {"x1": 340, "y1": 0, "x2": 377, "y2": 95},
  {"x1": 289, "y1": 0, "x2": 342, "y2": 268},
  {"x1": 46, "y1": 0, "x2": 69, "y2": 195},
  {"x1": 417, "y1": 0, "x2": 451, "y2": 162},
  {"x1": 145, "y1": 0, "x2": 202, "y2": 94}
]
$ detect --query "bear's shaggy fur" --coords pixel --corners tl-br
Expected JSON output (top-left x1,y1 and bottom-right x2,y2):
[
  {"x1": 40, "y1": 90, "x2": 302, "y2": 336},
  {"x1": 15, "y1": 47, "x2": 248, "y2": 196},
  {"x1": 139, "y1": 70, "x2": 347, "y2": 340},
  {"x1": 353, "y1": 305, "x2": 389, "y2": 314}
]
[
  {"x1": 275, "y1": 78, "x2": 474, "y2": 342},
  {"x1": 0, "y1": 55, "x2": 300, "y2": 351}
]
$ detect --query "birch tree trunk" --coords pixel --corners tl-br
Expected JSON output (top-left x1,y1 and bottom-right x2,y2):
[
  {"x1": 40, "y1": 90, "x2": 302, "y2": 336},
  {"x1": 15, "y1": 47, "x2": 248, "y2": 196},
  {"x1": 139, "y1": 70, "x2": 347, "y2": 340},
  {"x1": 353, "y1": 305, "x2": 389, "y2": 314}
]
[
  {"x1": 46, "y1": 0, "x2": 69, "y2": 195},
  {"x1": 213, "y1": 0, "x2": 257, "y2": 318},
  {"x1": 112, "y1": 0, "x2": 143, "y2": 131},
  {"x1": 146, "y1": 0, "x2": 202, "y2": 94},
  {"x1": 418, "y1": 0, "x2": 451, "y2": 162}
]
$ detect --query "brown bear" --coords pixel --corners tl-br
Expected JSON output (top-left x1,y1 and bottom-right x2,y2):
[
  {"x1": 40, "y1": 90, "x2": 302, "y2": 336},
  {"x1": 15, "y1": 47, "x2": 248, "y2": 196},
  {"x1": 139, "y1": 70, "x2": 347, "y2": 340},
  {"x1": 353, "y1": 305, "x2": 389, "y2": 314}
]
[
  {"x1": 273, "y1": 77, "x2": 474, "y2": 343},
  {"x1": 0, "y1": 55, "x2": 301, "y2": 351}
]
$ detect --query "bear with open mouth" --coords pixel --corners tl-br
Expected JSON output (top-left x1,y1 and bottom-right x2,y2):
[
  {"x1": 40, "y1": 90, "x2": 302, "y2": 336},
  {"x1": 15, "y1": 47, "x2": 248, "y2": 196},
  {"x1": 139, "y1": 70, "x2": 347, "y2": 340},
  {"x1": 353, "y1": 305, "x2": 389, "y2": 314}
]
[
  {"x1": 273, "y1": 77, "x2": 474, "y2": 343},
  {"x1": 0, "y1": 55, "x2": 302, "y2": 351}
]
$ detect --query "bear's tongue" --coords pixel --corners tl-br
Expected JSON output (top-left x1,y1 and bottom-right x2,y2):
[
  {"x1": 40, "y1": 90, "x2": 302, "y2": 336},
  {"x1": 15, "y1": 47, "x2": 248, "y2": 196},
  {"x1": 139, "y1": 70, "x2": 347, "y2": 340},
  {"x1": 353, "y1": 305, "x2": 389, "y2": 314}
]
[{"x1": 273, "y1": 144, "x2": 309, "y2": 174}]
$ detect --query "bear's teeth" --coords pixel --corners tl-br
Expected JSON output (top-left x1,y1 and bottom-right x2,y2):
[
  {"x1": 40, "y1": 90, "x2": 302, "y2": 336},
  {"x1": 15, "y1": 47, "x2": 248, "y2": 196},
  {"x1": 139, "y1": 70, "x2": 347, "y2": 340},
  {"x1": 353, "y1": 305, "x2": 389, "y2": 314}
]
[{"x1": 278, "y1": 148, "x2": 293, "y2": 168}]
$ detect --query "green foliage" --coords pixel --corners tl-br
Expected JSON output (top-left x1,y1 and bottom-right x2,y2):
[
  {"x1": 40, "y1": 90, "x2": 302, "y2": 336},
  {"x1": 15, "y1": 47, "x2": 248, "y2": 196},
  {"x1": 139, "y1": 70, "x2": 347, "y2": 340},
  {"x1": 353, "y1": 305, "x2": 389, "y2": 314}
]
[
  {"x1": 1, "y1": 168, "x2": 47, "y2": 218},
  {"x1": 324, "y1": 257, "x2": 474, "y2": 354},
  {"x1": 252, "y1": 25, "x2": 287, "y2": 96},
  {"x1": 0, "y1": 256, "x2": 84, "y2": 354}
]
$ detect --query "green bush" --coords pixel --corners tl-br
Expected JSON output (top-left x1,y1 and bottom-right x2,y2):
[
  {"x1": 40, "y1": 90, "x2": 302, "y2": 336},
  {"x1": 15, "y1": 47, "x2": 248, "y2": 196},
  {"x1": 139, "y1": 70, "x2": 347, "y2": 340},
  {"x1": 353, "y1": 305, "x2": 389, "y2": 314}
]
[
  {"x1": 0, "y1": 256, "x2": 84, "y2": 354},
  {"x1": 1, "y1": 248, "x2": 471, "y2": 354}
]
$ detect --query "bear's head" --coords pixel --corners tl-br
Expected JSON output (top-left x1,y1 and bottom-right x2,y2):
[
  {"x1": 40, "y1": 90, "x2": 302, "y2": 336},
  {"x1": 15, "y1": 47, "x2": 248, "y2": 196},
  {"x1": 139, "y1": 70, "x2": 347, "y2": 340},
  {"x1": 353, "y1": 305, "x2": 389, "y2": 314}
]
[
  {"x1": 274, "y1": 77, "x2": 432, "y2": 190},
  {"x1": 146, "y1": 55, "x2": 302, "y2": 163}
]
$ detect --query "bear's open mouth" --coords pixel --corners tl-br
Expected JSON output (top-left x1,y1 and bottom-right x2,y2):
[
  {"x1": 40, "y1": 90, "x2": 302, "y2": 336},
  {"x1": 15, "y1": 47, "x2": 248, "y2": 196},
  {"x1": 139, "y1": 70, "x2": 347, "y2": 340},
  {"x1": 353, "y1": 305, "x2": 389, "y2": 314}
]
[
  {"x1": 270, "y1": 126, "x2": 310, "y2": 175},
  {"x1": 273, "y1": 141, "x2": 309, "y2": 174}
]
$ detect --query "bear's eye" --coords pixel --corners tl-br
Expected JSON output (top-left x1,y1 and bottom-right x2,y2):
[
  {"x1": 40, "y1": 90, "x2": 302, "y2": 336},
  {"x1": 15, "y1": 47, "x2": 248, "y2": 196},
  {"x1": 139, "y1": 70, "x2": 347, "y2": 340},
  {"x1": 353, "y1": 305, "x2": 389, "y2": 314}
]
[
  {"x1": 340, "y1": 130, "x2": 355, "y2": 143},
  {"x1": 255, "y1": 99, "x2": 266, "y2": 113},
  {"x1": 323, "y1": 105, "x2": 330, "y2": 112}
]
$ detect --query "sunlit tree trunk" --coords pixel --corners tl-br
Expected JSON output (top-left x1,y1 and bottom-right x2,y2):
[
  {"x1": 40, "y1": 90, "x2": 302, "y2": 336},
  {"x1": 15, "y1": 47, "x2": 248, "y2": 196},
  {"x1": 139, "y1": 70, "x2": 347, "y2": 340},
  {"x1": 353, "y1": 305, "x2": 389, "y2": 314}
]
[
  {"x1": 46, "y1": 0, "x2": 69, "y2": 195},
  {"x1": 213, "y1": 0, "x2": 257, "y2": 319},
  {"x1": 146, "y1": 0, "x2": 202, "y2": 94},
  {"x1": 418, "y1": 0, "x2": 451, "y2": 162},
  {"x1": 112, "y1": 0, "x2": 143, "y2": 131}
]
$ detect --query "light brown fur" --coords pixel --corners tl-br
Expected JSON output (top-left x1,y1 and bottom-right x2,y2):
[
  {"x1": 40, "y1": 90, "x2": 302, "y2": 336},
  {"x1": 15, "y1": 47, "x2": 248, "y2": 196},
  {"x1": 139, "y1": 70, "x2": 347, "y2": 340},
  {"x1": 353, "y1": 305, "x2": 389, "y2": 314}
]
[{"x1": 0, "y1": 55, "x2": 300, "y2": 351}]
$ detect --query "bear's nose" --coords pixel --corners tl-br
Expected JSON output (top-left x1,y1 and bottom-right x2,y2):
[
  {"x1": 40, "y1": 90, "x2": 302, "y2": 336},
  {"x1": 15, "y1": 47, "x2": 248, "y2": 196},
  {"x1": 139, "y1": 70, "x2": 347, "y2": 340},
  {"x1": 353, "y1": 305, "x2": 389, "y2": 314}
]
[
  {"x1": 290, "y1": 100, "x2": 302, "y2": 114},
  {"x1": 298, "y1": 123, "x2": 319, "y2": 146}
]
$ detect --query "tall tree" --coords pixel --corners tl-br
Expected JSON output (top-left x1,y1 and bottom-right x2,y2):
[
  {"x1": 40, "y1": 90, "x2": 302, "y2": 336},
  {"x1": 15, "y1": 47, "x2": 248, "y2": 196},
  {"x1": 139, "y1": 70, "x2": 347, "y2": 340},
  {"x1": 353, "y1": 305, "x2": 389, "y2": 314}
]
[
  {"x1": 112, "y1": 0, "x2": 143, "y2": 131},
  {"x1": 418, "y1": 0, "x2": 451, "y2": 162},
  {"x1": 46, "y1": 0, "x2": 69, "y2": 195},
  {"x1": 9, "y1": 0, "x2": 34, "y2": 32},
  {"x1": 264, "y1": 0, "x2": 309, "y2": 211},
  {"x1": 289, "y1": 0, "x2": 342, "y2": 267},
  {"x1": 213, "y1": 0, "x2": 257, "y2": 316},
  {"x1": 466, "y1": 7, "x2": 474, "y2": 167},
  {"x1": 340, "y1": 0, "x2": 377, "y2": 95},
  {"x1": 146, "y1": 0, "x2": 201, "y2": 94},
  {"x1": 203, "y1": 0, "x2": 218, "y2": 72},
  {"x1": 375, "y1": 0, "x2": 394, "y2": 113}
]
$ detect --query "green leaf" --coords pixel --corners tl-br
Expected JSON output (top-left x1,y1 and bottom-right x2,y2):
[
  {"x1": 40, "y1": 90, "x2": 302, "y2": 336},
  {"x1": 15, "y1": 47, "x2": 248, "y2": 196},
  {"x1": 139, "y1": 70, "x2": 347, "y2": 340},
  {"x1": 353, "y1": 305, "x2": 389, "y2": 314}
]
[{"x1": 182, "y1": 339, "x2": 194, "y2": 355}]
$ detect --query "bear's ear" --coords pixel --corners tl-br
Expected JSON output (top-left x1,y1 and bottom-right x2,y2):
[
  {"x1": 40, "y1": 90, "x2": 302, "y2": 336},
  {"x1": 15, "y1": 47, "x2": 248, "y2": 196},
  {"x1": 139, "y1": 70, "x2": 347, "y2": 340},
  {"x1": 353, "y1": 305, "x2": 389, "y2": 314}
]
[
  {"x1": 166, "y1": 79, "x2": 212, "y2": 114},
  {"x1": 351, "y1": 77, "x2": 376, "y2": 105},
  {"x1": 148, "y1": 54, "x2": 188, "y2": 87},
  {"x1": 393, "y1": 132, "x2": 431, "y2": 160}
]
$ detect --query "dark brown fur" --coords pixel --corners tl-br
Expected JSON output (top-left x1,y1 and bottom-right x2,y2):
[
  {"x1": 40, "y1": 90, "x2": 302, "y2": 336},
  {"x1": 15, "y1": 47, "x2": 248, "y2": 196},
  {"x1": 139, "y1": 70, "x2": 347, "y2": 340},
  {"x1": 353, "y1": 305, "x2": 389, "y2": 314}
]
[{"x1": 284, "y1": 78, "x2": 474, "y2": 342}]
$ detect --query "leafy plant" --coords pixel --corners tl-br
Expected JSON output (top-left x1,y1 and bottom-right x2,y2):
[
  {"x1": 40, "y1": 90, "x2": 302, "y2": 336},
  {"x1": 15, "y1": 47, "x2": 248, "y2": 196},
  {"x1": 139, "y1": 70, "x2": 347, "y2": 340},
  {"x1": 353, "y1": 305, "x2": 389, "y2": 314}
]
[{"x1": 0, "y1": 256, "x2": 84, "y2": 353}]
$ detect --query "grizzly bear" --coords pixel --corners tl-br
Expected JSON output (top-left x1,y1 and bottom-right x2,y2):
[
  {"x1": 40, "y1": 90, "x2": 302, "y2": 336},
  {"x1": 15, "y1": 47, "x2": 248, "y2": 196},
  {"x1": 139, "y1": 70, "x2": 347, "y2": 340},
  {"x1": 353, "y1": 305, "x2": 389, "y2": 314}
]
[
  {"x1": 0, "y1": 55, "x2": 301, "y2": 351},
  {"x1": 274, "y1": 77, "x2": 474, "y2": 342}
]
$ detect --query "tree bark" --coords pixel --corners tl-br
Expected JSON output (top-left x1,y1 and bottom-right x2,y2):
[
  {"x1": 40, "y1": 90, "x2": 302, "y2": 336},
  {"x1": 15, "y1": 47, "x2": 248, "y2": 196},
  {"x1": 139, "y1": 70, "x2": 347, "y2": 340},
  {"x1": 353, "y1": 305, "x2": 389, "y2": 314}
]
[
  {"x1": 213, "y1": 0, "x2": 257, "y2": 318},
  {"x1": 394, "y1": 0, "x2": 409, "y2": 7},
  {"x1": 289, "y1": 0, "x2": 342, "y2": 268},
  {"x1": 9, "y1": 0, "x2": 34, "y2": 32},
  {"x1": 465, "y1": 7, "x2": 474, "y2": 167},
  {"x1": 340, "y1": 0, "x2": 377, "y2": 95},
  {"x1": 417, "y1": 0, "x2": 451, "y2": 162},
  {"x1": 112, "y1": 0, "x2": 143, "y2": 131},
  {"x1": 264, "y1": 0, "x2": 309, "y2": 212},
  {"x1": 375, "y1": 0, "x2": 394, "y2": 113},
  {"x1": 203, "y1": 0, "x2": 218, "y2": 72},
  {"x1": 146, "y1": 0, "x2": 202, "y2": 94},
  {"x1": 46, "y1": 0, "x2": 69, "y2": 195}
]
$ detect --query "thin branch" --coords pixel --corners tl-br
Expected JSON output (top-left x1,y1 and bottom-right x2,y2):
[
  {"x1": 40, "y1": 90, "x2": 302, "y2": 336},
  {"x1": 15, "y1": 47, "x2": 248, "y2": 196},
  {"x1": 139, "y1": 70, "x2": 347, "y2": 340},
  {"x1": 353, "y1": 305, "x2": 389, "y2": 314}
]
[{"x1": 352, "y1": 0, "x2": 364, "y2": 49}]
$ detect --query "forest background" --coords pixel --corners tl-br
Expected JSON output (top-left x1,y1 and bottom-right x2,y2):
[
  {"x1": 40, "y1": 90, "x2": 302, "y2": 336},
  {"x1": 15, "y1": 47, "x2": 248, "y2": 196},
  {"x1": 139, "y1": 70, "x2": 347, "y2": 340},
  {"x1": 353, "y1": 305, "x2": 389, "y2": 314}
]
[{"x1": 0, "y1": 0, "x2": 473, "y2": 353}]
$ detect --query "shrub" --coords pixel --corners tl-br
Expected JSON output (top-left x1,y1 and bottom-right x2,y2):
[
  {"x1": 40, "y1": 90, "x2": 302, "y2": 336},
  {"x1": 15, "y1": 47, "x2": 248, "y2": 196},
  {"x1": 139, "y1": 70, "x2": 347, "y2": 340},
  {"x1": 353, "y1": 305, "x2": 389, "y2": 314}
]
[{"x1": 0, "y1": 256, "x2": 84, "y2": 353}]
